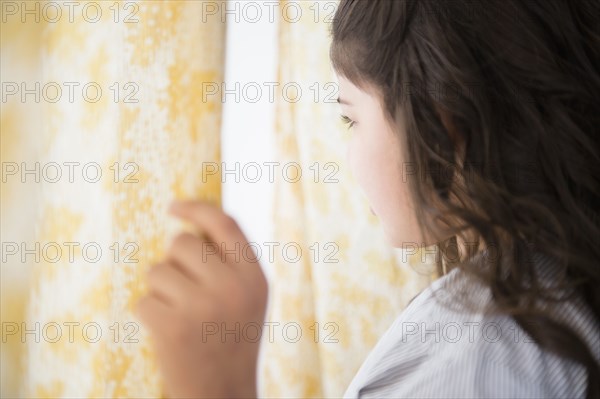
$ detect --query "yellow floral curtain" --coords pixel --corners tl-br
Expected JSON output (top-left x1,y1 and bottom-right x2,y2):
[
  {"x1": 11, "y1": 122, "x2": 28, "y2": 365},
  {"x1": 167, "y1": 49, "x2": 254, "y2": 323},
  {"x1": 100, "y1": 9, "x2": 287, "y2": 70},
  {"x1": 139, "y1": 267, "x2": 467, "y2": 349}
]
[
  {"x1": 1, "y1": 1, "x2": 225, "y2": 396},
  {"x1": 259, "y1": 1, "x2": 439, "y2": 397}
]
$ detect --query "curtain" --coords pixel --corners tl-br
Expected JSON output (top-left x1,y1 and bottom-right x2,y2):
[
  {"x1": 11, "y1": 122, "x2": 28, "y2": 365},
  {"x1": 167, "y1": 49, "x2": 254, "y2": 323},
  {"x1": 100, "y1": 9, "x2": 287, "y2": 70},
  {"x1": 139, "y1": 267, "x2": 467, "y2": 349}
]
[
  {"x1": 258, "y1": 1, "x2": 440, "y2": 397},
  {"x1": 1, "y1": 1, "x2": 226, "y2": 396},
  {"x1": 2, "y1": 1, "x2": 440, "y2": 397},
  {"x1": 0, "y1": 1, "x2": 45, "y2": 394}
]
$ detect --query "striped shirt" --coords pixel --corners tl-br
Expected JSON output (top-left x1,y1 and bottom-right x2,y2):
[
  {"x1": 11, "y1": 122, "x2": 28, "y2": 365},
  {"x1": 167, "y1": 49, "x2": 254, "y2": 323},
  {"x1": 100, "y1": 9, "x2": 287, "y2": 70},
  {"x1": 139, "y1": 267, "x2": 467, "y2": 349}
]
[{"x1": 343, "y1": 251, "x2": 600, "y2": 398}]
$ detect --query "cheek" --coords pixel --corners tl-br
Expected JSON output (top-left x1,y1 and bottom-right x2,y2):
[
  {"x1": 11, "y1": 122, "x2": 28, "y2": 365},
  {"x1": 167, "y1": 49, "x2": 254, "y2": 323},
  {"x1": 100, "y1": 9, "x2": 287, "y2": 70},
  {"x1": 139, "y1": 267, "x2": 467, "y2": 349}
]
[
  {"x1": 349, "y1": 134, "x2": 403, "y2": 216},
  {"x1": 347, "y1": 130, "x2": 421, "y2": 247}
]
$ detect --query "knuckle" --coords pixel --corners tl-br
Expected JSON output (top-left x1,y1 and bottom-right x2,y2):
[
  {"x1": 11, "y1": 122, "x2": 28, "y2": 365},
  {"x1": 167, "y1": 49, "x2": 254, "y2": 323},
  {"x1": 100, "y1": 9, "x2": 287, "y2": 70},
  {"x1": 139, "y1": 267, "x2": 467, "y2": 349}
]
[
  {"x1": 169, "y1": 232, "x2": 195, "y2": 254},
  {"x1": 165, "y1": 318, "x2": 188, "y2": 340},
  {"x1": 199, "y1": 299, "x2": 221, "y2": 322},
  {"x1": 180, "y1": 303, "x2": 202, "y2": 323},
  {"x1": 146, "y1": 264, "x2": 163, "y2": 286},
  {"x1": 221, "y1": 214, "x2": 239, "y2": 232}
]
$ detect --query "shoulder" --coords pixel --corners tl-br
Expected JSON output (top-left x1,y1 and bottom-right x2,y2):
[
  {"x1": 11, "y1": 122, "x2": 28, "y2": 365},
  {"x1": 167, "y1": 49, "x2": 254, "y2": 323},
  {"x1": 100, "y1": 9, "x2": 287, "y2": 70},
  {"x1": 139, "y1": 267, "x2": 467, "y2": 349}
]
[
  {"x1": 358, "y1": 349, "x2": 565, "y2": 398},
  {"x1": 357, "y1": 325, "x2": 588, "y2": 398},
  {"x1": 347, "y1": 266, "x2": 591, "y2": 398}
]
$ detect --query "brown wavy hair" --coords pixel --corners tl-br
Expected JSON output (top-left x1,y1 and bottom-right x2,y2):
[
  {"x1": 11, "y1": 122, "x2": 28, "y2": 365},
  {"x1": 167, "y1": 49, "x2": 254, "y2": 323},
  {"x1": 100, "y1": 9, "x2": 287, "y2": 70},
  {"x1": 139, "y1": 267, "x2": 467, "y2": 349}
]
[{"x1": 330, "y1": 0, "x2": 599, "y2": 397}]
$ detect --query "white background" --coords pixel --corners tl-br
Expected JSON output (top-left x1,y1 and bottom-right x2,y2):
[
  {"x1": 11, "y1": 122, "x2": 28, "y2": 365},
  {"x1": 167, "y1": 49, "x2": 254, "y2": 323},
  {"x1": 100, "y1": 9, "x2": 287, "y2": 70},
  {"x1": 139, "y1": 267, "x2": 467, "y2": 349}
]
[{"x1": 221, "y1": 1, "x2": 279, "y2": 278}]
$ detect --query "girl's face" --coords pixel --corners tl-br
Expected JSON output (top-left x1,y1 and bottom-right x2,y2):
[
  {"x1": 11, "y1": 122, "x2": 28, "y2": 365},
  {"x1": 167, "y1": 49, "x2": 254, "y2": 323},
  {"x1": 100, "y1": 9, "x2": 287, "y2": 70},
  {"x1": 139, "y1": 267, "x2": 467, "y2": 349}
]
[{"x1": 336, "y1": 74, "x2": 429, "y2": 248}]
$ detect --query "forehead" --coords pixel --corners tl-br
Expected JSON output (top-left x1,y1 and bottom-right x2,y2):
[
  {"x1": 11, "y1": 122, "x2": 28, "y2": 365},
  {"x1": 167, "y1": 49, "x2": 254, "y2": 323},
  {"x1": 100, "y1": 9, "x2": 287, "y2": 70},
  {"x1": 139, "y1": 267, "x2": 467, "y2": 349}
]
[
  {"x1": 335, "y1": 74, "x2": 383, "y2": 109},
  {"x1": 336, "y1": 74, "x2": 363, "y2": 97}
]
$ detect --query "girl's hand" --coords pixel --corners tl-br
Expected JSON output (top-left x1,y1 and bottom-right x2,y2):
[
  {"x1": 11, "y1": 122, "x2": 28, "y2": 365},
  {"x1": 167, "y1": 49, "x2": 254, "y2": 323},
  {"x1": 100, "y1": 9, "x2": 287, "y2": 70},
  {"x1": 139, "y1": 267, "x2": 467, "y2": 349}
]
[{"x1": 135, "y1": 200, "x2": 269, "y2": 399}]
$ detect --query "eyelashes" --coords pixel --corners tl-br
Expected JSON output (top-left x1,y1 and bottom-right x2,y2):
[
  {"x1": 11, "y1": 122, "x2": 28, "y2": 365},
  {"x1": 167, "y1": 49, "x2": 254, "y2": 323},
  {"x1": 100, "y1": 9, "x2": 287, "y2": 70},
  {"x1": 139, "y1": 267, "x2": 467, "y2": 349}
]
[{"x1": 339, "y1": 114, "x2": 356, "y2": 129}]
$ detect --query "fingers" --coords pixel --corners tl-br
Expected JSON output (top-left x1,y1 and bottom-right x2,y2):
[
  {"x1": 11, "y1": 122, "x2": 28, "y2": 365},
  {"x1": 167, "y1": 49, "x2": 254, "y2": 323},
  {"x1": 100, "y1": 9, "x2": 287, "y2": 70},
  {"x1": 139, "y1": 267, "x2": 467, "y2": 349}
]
[
  {"x1": 135, "y1": 293, "x2": 172, "y2": 331},
  {"x1": 169, "y1": 200, "x2": 259, "y2": 266},
  {"x1": 167, "y1": 232, "x2": 227, "y2": 282},
  {"x1": 146, "y1": 262, "x2": 198, "y2": 306}
]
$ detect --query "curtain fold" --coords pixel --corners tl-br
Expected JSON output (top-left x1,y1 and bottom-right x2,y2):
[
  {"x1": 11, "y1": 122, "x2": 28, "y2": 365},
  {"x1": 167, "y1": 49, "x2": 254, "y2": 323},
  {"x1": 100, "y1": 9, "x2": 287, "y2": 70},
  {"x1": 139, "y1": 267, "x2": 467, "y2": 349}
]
[
  {"x1": 1, "y1": 1, "x2": 226, "y2": 396},
  {"x1": 259, "y1": 1, "x2": 440, "y2": 397},
  {"x1": 0, "y1": 2, "x2": 45, "y2": 395}
]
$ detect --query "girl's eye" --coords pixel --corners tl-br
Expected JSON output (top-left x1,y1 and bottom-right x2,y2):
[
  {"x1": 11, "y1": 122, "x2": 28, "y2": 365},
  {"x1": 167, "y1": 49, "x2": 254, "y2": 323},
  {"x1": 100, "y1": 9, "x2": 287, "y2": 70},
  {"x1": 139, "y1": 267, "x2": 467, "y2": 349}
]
[{"x1": 339, "y1": 114, "x2": 356, "y2": 129}]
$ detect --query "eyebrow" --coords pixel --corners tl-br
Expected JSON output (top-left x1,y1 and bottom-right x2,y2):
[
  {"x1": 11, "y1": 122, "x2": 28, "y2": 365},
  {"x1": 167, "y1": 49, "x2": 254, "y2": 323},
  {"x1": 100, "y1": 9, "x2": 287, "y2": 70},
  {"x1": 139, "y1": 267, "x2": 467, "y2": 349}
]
[{"x1": 336, "y1": 96, "x2": 353, "y2": 106}]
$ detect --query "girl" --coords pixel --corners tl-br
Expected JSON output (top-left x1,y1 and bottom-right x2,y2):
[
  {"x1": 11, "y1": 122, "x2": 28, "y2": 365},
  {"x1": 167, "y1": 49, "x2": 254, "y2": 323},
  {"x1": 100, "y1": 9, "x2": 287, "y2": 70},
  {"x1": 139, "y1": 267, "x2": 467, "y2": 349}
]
[{"x1": 136, "y1": 0, "x2": 600, "y2": 397}]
